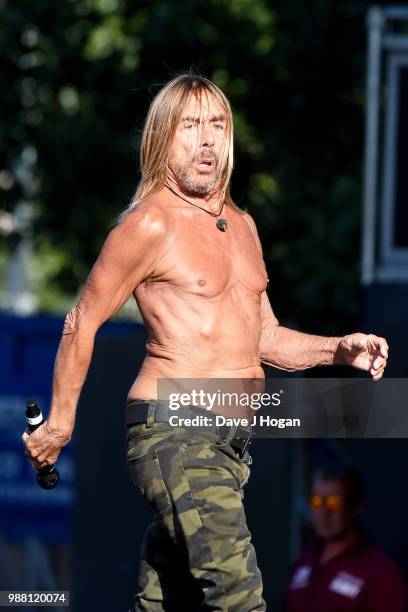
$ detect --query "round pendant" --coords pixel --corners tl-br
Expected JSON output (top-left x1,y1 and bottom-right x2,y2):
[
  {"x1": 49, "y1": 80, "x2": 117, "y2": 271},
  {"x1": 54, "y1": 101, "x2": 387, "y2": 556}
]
[{"x1": 216, "y1": 218, "x2": 228, "y2": 231}]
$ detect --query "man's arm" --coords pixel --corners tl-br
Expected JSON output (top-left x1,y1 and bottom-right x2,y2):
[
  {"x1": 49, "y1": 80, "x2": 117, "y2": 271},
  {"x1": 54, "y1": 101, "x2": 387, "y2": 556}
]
[
  {"x1": 259, "y1": 290, "x2": 342, "y2": 371},
  {"x1": 243, "y1": 212, "x2": 388, "y2": 379},
  {"x1": 22, "y1": 203, "x2": 167, "y2": 468}
]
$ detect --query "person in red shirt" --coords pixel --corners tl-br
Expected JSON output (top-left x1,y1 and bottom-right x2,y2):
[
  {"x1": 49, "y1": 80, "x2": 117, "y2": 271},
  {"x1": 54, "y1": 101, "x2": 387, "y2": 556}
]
[{"x1": 284, "y1": 464, "x2": 406, "y2": 612}]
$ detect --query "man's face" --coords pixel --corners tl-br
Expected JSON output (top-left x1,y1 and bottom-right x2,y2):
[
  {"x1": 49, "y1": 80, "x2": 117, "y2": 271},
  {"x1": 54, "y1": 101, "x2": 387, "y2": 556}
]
[
  {"x1": 167, "y1": 92, "x2": 228, "y2": 196},
  {"x1": 311, "y1": 479, "x2": 359, "y2": 542}
]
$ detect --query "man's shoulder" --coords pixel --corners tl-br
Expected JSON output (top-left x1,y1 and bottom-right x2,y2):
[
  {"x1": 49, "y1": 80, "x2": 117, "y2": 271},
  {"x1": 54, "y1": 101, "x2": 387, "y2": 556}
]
[
  {"x1": 236, "y1": 208, "x2": 263, "y2": 252},
  {"x1": 237, "y1": 206, "x2": 254, "y2": 224},
  {"x1": 360, "y1": 542, "x2": 404, "y2": 575},
  {"x1": 117, "y1": 195, "x2": 169, "y2": 239},
  {"x1": 236, "y1": 207, "x2": 260, "y2": 236}
]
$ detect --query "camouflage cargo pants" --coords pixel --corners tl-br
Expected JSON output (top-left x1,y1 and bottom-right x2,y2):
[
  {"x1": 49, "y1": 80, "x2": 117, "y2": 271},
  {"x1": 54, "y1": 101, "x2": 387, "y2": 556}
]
[{"x1": 126, "y1": 419, "x2": 266, "y2": 611}]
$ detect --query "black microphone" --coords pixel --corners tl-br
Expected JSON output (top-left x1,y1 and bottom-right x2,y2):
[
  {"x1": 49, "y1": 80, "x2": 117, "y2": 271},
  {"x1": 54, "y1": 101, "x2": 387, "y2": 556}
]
[{"x1": 25, "y1": 400, "x2": 60, "y2": 490}]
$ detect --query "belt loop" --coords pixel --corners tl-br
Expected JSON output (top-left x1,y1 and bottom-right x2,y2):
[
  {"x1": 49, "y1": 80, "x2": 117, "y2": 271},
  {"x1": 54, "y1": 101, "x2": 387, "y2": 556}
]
[{"x1": 146, "y1": 401, "x2": 155, "y2": 428}]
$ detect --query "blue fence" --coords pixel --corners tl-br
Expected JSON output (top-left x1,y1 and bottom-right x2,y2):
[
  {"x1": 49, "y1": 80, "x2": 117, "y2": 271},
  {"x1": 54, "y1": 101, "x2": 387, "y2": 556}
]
[{"x1": 0, "y1": 314, "x2": 136, "y2": 597}]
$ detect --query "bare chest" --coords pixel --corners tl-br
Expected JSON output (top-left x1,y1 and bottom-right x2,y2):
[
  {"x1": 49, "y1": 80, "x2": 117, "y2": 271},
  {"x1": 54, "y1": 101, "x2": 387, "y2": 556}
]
[{"x1": 153, "y1": 212, "x2": 268, "y2": 298}]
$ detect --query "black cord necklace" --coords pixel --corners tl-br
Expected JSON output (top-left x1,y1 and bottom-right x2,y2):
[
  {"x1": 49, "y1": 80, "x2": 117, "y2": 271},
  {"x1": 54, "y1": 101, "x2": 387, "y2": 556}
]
[{"x1": 165, "y1": 184, "x2": 228, "y2": 231}]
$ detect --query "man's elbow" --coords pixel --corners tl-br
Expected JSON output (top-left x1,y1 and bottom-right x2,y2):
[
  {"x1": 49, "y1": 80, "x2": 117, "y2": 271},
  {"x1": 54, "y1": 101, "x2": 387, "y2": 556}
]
[
  {"x1": 63, "y1": 305, "x2": 82, "y2": 336},
  {"x1": 62, "y1": 303, "x2": 100, "y2": 337}
]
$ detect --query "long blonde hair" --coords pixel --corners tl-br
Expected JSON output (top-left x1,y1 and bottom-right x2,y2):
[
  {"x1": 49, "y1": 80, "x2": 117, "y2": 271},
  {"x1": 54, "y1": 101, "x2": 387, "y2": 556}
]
[{"x1": 119, "y1": 74, "x2": 234, "y2": 220}]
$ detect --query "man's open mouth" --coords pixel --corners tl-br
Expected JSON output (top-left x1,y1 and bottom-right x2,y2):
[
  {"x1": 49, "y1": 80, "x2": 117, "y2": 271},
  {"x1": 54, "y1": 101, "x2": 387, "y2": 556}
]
[{"x1": 196, "y1": 158, "x2": 215, "y2": 169}]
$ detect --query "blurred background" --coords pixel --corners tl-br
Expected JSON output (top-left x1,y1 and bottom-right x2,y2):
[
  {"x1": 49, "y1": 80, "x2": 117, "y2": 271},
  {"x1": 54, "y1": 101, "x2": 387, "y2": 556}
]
[{"x1": 1, "y1": 1, "x2": 408, "y2": 610}]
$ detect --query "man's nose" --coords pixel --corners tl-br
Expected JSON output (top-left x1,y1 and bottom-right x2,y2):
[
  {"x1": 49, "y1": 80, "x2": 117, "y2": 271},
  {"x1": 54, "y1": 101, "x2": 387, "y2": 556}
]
[{"x1": 199, "y1": 123, "x2": 214, "y2": 146}]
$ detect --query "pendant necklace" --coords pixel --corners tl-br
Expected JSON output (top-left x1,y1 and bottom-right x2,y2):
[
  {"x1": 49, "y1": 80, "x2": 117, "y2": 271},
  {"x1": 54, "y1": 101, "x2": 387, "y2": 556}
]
[{"x1": 165, "y1": 184, "x2": 228, "y2": 231}]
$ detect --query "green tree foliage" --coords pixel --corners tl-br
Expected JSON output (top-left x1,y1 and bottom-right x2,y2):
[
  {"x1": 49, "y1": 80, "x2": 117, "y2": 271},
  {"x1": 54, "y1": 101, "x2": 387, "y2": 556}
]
[{"x1": 0, "y1": 0, "x2": 368, "y2": 331}]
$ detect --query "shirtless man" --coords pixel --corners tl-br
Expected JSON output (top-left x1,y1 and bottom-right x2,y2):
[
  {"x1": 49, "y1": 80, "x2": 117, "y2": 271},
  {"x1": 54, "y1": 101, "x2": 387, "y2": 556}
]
[{"x1": 22, "y1": 74, "x2": 388, "y2": 611}]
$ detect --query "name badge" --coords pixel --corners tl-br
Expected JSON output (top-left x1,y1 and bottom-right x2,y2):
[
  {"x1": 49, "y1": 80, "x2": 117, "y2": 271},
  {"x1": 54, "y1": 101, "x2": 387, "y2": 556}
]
[
  {"x1": 329, "y1": 571, "x2": 364, "y2": 599},
  {"x1": 290, "y1": 565, "x2": 312, "y2": 590}
]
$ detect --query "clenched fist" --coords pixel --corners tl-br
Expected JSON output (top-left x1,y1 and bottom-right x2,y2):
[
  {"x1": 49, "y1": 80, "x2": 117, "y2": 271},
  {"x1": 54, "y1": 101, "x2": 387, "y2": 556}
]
[{"x1": 337, "y1": 333, "x2": 389, "y2": 380}]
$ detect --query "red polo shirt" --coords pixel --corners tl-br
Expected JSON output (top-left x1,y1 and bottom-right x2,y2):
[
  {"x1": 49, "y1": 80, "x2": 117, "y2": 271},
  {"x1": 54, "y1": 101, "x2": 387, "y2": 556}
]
[{"x1": 284, "y1": 533, "x2": 406, "y2": 612}]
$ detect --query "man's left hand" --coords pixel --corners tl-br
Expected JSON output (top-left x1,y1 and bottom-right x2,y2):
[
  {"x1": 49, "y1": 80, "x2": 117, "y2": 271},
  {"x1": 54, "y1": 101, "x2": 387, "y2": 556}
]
[{"x1": 337, "y1": 333, "x2": 389, "y2": 380}]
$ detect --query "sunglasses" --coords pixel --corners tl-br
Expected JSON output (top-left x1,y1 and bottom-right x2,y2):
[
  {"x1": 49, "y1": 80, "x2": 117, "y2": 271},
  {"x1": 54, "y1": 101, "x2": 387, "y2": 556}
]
[{"x1": 310, "y1": 494, "x2": 352, "y2": 512}]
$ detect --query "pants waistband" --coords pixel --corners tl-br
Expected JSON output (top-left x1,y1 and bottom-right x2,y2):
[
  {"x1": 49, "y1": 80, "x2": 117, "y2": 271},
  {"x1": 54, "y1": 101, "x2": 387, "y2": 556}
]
[{"x1": 125, "y1": 399, "x2": 254, "y2": 459}]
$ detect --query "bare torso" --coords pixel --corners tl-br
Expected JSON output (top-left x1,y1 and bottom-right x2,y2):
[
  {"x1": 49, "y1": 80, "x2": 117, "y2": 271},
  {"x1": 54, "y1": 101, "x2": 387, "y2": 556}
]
[{"x1": 128, "y1": 191, "x2": 268, "y2": 410}]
